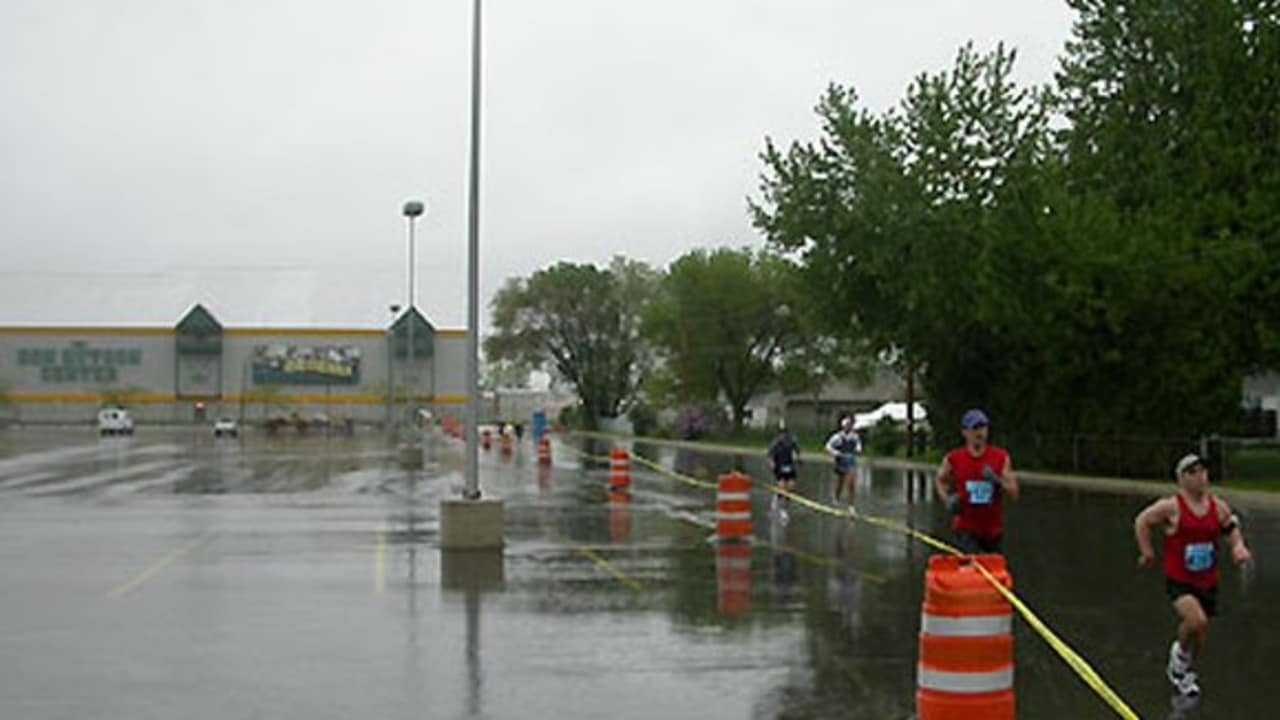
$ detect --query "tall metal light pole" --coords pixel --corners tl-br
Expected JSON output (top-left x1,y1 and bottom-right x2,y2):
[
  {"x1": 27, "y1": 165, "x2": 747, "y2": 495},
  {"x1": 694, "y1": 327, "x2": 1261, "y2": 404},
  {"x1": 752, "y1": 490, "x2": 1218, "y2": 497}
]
[
  {"x1": 463, "y1": 0, "x2": 482, "y2": 500},
  {"x1": 441, "y1": 0, "x2": 501, "y2": 550},
  {"x1": 403, "y1": 200, "x2": 425, "y2": 432}
]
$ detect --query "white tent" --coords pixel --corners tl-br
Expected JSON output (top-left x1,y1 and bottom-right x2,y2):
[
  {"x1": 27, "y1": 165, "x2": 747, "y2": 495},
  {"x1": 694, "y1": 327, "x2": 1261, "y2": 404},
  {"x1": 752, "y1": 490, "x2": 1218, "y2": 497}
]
[{"x1": 853, "y1": 402, "x2": 928, "y2": 431}]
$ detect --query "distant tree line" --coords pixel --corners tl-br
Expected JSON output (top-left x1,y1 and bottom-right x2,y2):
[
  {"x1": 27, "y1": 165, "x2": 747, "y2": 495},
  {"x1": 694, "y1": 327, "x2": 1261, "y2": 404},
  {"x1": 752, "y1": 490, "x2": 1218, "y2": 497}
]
[{"x1": 484, "y1": 252, "x2": 867, "y2": 432}]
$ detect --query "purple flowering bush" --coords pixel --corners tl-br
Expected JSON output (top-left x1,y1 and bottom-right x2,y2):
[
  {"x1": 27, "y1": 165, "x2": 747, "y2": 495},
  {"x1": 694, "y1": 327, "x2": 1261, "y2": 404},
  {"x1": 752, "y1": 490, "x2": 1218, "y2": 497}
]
[{"x1": 672, "y1": 402, "x2": 729, "y2": 440}]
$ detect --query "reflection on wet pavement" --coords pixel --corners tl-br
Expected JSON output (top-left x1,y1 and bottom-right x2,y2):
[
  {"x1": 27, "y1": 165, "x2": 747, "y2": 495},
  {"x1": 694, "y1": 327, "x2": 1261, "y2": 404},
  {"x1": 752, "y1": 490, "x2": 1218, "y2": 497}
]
[{"x1": 0, "y1": 427, "x2": 1273, "y2": 718}]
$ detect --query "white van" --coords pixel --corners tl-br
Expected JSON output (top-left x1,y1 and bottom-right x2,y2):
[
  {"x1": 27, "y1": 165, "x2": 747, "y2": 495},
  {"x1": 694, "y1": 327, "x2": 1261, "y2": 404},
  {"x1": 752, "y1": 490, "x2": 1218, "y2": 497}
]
[
  {"x1": 213, "y1": 417, "x2": 239, "y2": 438},
  {"x1": 97, "y1": 407, "x2": 134, "y2": 436}
]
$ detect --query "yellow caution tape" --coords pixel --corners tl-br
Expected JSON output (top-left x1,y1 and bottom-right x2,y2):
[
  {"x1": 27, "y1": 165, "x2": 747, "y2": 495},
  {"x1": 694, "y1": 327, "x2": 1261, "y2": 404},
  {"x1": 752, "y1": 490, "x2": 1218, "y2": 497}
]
[
  {"x1": 967, "y1": 560, "x2": 1139, "y2": 719},
  {"x1": 562, "y1": 440, "x2": 1142, "y2": 720},
  {"x1": 561, "y1": 443, "x2": 720, "y2": 490},
  {"x1": 629, "y1": 453, "x2": 723, "y2": 491}
]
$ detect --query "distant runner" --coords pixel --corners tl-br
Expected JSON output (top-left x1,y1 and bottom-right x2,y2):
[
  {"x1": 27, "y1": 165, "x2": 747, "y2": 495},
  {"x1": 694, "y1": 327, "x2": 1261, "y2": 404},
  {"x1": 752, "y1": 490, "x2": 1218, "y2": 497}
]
[
  {"x1": 934, "y1": 408, "x2": 1019, "y2": 554},
  {"x1": 766, "y1": 420, "x2": 801, "y2": 522},
  {"x1": 825, "y1": 415, "x2": 861, "y2": 506},
  {"x1": 1134, "y1": 453, "x2": 1252, "y2": 698}
]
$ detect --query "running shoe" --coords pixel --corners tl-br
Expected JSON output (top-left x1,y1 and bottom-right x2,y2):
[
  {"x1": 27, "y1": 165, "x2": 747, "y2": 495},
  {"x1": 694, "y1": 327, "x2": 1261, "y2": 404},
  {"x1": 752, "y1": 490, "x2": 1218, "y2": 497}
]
[
  {"x1": 1166, "y1": 641, "x2": 1200, "y2": 697},
  {"x1": 1166, "y1": 640, "x2": 1192, "y2": 684},
  {"x1": 1172, "y1": 671, "x2": 1200, "y2": 698}
]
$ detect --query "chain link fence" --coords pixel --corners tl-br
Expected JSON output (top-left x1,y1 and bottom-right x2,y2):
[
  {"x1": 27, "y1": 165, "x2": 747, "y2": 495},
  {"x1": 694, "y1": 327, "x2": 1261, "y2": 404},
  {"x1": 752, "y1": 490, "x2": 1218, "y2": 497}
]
[
  {"x1": 1000, "y1": 433, "x2": 1280, "y2": 487},
  {"x1": 1211, "y1": 437, "x2": 1280, "y2": 486}
]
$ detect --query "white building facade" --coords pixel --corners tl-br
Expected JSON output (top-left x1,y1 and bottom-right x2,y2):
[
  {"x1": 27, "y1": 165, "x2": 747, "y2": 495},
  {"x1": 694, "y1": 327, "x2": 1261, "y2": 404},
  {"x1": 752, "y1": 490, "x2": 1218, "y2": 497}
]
[{"x1": 0, "y1": 305, "x2": 467, "y2": 426}]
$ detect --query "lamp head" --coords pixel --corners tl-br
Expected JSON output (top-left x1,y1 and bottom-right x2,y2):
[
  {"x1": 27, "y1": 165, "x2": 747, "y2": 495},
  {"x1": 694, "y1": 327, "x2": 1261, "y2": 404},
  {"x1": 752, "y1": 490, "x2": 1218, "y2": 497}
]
[{"x1": 402, "y1": 200, "x2": 425, "y2": 218}]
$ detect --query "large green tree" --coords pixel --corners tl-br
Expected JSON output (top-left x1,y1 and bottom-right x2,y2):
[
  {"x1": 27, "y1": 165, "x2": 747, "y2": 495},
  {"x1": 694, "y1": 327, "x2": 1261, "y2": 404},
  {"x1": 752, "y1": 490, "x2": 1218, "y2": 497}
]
[
  {"x1": 642, "y1": 248, "x2": 809, "y2": 430},
  {"x1": 754, "y1": 44, "x2": 1053, "y2": 434},
  {"x1": 485, "y1": 258, "x2": 656, "y2": 429},
  {"x1": 1048, "y1": 0, "x2": 1280, "y2": 434},
  {"x1": 757, "y1": 11, "x2": 1280, "y2": 444}
]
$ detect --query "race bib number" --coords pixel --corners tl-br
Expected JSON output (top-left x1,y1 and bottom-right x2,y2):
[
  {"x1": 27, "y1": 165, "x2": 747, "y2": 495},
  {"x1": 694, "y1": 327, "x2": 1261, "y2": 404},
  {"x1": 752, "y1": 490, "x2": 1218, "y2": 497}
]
[
  {"x1": 778, "y1": 464, "x2": 794, "y2": 475},
  {"x1": 965, "y1": 480, "x2": 995, "y2": 505},
  {"x1": 1184, "y1": 542, "x2": 1215, "y2": 573}
]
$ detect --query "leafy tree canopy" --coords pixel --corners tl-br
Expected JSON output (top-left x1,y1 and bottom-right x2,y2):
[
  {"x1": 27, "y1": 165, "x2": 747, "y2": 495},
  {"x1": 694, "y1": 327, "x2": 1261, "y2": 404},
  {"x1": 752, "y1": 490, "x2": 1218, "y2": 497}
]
[
  {"x1": 755, "y1": 19, "x2": 1280, "y2": 440},
  {"x1": 643, "y1": 247, "x2": 813, "y2": 429},
  {"x1": 485, "y1": 257, "x2": 656, "y2": 429}
]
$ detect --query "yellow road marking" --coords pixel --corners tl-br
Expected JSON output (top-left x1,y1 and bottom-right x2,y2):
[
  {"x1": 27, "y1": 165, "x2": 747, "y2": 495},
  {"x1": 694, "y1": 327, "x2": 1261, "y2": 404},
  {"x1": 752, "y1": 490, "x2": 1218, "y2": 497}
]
[
  {"x1": 572, "y1": 543, "x2": 644, "y2": 592},
  {"x1": 106, "y1": 533, "x2": 215, "y2": 599}
]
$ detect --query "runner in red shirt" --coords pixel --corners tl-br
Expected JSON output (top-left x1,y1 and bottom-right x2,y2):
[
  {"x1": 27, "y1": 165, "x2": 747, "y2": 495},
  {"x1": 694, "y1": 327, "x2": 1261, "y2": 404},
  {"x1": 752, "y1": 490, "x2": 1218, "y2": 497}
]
[
  {"x1": 1134, "y1": 453, "x2": 1252, "y2": 698},
  {"x1": 933, "y1": 409, "x2": 1019, "y2": 553}
]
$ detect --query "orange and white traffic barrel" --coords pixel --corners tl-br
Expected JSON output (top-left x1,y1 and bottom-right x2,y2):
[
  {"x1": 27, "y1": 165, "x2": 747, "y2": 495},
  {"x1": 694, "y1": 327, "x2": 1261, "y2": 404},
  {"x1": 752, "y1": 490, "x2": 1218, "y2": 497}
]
[
  {"x1": 537, "y1": 463, "x2": 552, "y2": 496},
  {"x1": 609, "y1": 448, "x2": 631, "y2": 490},
  {"x1": 716, "y1": 472, "x2": 753, "y2": 542},
  {"x1": 537, "y1": 437, "x2": 552, "y2": 466},
  {"x1": 716, "y1": 542, "x2": 752, "y2": 616},
  {"x1": 608, "y1": 489, "x2": 631, "y2": 542},
  {"x1": 917, "y1": 554, "x2": 1015, "y2": 720}
]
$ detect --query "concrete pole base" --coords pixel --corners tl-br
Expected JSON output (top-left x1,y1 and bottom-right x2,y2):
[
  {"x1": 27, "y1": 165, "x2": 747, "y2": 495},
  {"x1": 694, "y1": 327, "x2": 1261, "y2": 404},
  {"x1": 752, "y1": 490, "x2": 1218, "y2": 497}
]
[
  {"x1": 441, "y1": 547, "x2": 504, "y2": 591},
  {"x1": 440, "y1": 497, "x2": 505, "y2": 549}
]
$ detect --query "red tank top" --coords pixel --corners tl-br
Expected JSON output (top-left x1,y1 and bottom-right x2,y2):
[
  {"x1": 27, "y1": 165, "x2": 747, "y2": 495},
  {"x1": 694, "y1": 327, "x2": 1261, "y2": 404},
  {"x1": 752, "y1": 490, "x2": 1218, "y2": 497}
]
[
  {"x1": 946, "y1": 445, "x2": 1009, "y2": 539},
  {"x1": 1163, "y1": 493, "x2": 1221, "y2": 590}
]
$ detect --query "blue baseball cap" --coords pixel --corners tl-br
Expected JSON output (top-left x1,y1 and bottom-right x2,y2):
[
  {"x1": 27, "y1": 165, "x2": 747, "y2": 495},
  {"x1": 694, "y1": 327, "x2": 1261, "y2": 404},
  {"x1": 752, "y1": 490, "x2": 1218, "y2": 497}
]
[{"x1": 961, "y1": 409, "x2": 989, "y2": 429}]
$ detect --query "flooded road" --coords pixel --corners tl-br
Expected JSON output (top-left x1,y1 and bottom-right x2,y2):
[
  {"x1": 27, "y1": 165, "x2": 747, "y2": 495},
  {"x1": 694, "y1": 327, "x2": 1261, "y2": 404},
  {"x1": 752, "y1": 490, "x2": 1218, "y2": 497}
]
[{"x1": 0, "y1": 428, "x2": 1274, "y2": 719}]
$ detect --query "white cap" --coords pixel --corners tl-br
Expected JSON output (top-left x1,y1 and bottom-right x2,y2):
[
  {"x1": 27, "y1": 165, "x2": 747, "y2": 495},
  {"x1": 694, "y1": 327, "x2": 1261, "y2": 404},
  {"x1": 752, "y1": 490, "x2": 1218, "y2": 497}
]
[{"x1": 1174, "y1": 453, "x2": 1206, "y2": 479}]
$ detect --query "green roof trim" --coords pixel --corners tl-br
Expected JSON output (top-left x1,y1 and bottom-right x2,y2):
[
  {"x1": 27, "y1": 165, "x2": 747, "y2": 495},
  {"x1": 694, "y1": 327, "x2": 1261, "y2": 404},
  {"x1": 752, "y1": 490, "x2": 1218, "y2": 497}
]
[
  {"x1": 388, "y1": 307, "x2": 434, "y2": 358},
  {"x1": 175, "y1": 304, "x2": 223, "y2": 355},
  {"x1": 175, "y1": 304, "x2": 223, "y2": 335}
]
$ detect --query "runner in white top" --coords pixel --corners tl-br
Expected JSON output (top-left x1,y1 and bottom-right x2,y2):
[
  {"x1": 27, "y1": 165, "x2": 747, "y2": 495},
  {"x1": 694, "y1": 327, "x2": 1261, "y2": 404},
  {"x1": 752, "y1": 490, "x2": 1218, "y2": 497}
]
[{"x1": 825, "y1": 415, "x2": 862, "y2": 506}]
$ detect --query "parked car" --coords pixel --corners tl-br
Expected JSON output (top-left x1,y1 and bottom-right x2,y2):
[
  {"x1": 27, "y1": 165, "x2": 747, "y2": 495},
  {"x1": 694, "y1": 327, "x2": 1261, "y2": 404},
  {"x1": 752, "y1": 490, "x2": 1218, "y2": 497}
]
[
  {"x1": 213, "y1": 418, "x2": 239, "y2": 438},
  {"x1": 97, "y1": 407, "x2": 134, "y2": 436}
]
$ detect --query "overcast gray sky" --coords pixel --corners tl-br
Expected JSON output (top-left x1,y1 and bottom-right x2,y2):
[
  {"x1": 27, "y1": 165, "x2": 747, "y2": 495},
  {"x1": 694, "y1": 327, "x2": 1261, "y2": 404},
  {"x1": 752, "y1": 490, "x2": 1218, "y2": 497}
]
[{"x1": 0, "y1": 0, "x2": 1074, "y2": 330}]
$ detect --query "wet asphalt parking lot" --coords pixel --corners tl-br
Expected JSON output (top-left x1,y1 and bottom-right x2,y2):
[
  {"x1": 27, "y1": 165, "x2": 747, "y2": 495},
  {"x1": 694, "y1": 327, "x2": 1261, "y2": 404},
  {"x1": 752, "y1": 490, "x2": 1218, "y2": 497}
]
[{"x1": 1, "y1": 427, "x2": 1277, "y2": 719}]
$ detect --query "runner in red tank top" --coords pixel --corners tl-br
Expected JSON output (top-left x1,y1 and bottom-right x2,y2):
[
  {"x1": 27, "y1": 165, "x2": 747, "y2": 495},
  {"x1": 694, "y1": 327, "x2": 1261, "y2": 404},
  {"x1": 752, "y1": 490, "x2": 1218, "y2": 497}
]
[
  {"x1": 1134, "y1": 453, "x2": 1252, "y2": 698},
  {"x1": 933, "y1": 408, "x2": 1019, "y2": 554}
]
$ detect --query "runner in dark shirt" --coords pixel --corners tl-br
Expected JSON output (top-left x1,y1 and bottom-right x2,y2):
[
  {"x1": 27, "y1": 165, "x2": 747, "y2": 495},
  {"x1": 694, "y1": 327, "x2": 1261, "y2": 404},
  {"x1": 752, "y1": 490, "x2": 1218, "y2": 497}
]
[{"x1": 766, "y1": 421, "x2": 801, "y2": 522}]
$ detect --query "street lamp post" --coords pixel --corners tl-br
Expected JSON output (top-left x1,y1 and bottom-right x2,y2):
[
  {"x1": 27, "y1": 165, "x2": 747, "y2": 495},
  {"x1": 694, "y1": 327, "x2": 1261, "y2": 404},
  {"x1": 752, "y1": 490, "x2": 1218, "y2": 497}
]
[
  {"x1": 463, "y1": 0, "x2": 482, "y2": 500},
  {"x1": 440, "y1": 0, "x2": 502, "y2": 551},
  {"x1": 403, "y1": 200, "x2": 425, "y2": 433}
]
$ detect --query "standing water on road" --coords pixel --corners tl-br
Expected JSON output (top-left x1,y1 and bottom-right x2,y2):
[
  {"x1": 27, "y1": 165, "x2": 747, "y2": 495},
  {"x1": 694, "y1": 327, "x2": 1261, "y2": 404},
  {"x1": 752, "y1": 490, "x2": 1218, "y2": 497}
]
[{"x1": 0, "y1": 428, "x2": 1274, "y2": 719}]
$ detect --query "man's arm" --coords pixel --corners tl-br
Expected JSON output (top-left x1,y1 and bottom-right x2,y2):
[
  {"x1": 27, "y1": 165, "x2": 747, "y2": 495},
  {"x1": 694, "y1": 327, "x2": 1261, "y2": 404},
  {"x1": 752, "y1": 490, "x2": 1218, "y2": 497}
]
[
  {"x1": 999, "y1": 455, "x2": 1019, "y2": 502},
  {"x1": 1134, "y1": 498, "x2": 1174, "y2": 567},
  {"x1": 934, "y1": 457, "x2": 953, "y2": 501},
  {"x1": 1217, "y1": 499, "x2": 1253, "y2": 565}
]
